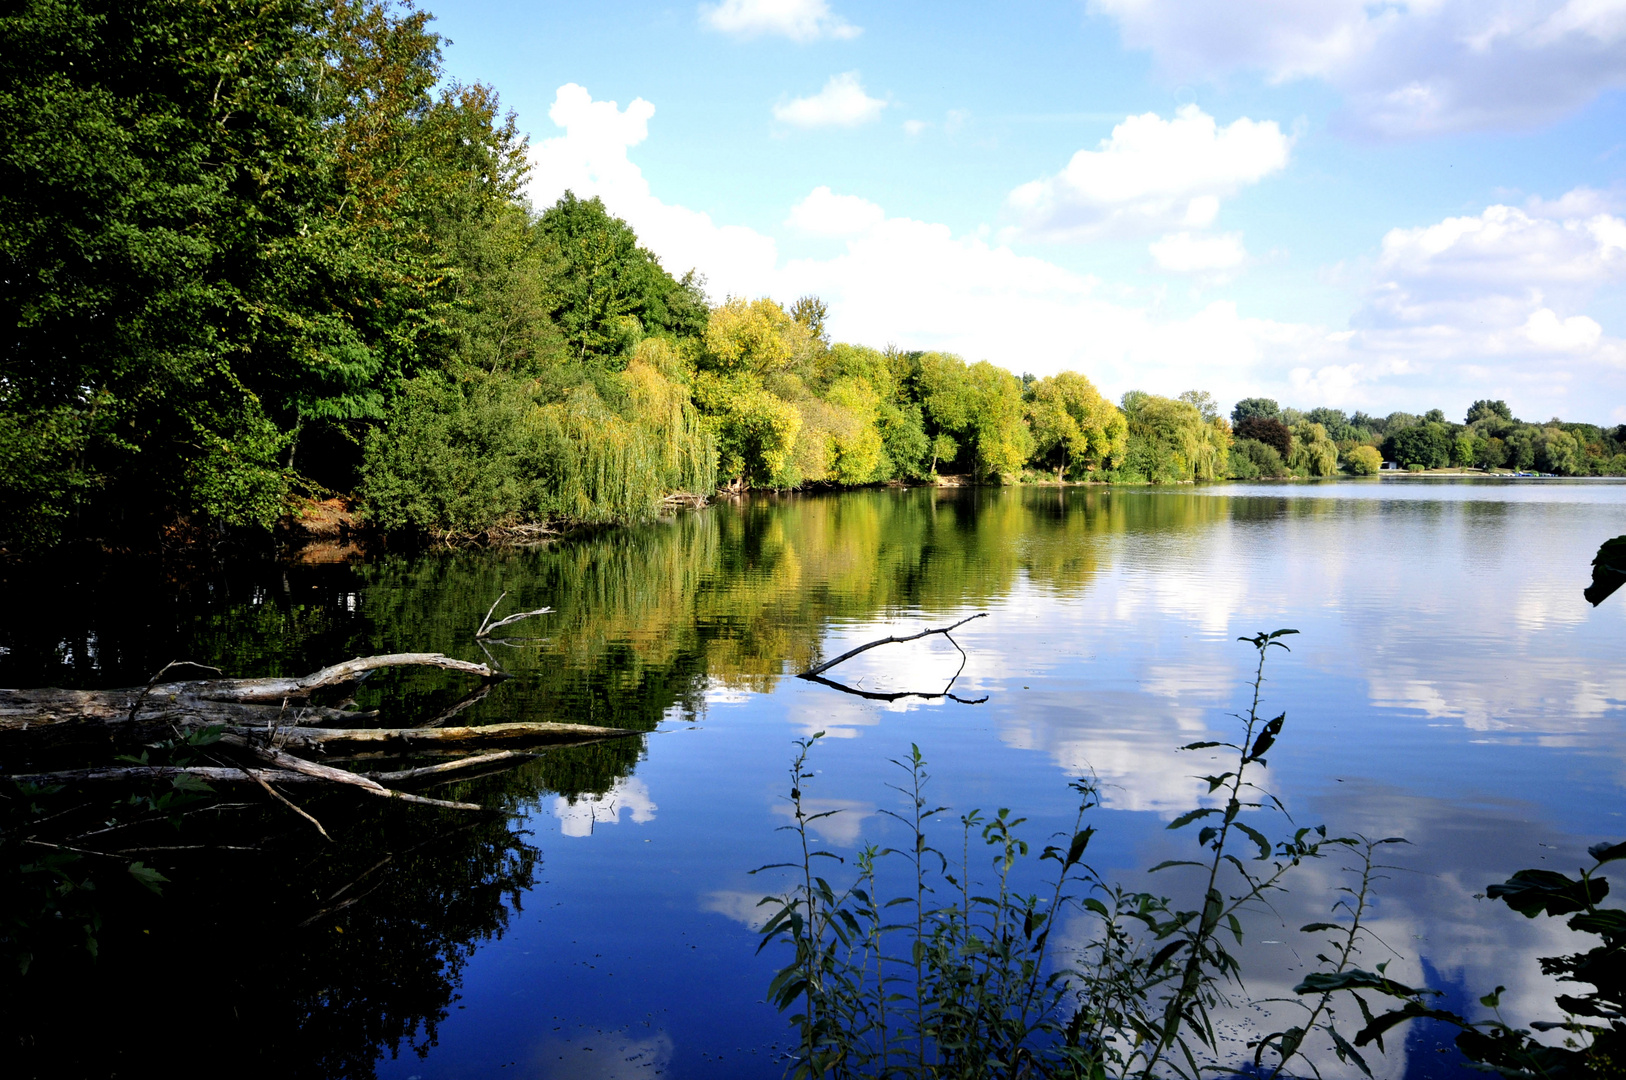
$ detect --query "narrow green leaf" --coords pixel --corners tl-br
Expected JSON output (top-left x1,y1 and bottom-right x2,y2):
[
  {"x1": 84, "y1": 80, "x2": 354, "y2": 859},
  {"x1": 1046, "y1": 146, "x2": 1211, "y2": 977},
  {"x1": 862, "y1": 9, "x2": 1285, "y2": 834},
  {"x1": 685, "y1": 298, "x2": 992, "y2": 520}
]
[{"x1": 1167, "y1": 807, "x2": 1220, "y2": 830}]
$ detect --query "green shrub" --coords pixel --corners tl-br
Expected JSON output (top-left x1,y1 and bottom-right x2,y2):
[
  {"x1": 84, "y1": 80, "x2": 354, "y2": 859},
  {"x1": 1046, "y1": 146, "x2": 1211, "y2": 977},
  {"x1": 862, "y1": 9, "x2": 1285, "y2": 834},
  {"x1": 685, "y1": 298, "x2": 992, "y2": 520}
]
[
  {"x1": 1345, "y1": 445, "x2": 1383, "y2": 475},
  {"x1": 1229, "y1": 437, "x2": 1288, "y2": 478},
  {"x1": 0, "y1": 400, "x2": 97, "y2": 551}
]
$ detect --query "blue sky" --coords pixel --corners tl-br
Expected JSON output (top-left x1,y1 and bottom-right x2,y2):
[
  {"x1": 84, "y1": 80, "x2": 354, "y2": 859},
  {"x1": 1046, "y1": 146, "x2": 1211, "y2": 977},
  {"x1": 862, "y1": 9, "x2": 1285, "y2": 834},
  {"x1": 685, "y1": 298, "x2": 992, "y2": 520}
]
[{"x1": 428, "y1": 0, "x2": 1626, "y2": 422}]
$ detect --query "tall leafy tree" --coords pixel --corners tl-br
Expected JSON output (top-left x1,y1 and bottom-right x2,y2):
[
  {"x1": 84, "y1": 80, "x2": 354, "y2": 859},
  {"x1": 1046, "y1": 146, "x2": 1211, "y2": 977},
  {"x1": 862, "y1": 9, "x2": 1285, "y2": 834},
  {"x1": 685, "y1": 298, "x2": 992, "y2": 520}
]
[
  {"x1": 1027, "y1": 371, "x2": 1127, "y2": 478},
  {"x1": 536, "y1": 193, "x2": 708, "y2": 364},
  {"x1": 1231, "y1": 397, "x2": 1280, "y2": 424},
  {"x1": 0, "y1": 0, "x2": 531, "y2": 543}
]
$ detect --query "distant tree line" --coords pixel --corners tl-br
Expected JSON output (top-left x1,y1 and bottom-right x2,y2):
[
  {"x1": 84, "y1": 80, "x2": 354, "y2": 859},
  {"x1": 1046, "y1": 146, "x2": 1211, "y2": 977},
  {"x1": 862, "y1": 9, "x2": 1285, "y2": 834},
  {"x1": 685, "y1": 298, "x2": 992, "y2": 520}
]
[
  {"x1": 1225, "y1": 397, "x2": 1626, "y2": 478},
  {"x1": 4, "y1": 0, "x2": 1621, "y2": 552}
]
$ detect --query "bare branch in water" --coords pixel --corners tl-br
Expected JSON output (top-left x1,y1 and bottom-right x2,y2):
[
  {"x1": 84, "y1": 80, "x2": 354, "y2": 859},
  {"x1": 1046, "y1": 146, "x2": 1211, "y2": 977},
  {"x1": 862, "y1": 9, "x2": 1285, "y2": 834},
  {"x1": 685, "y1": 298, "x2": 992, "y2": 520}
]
[{"x1": 798, "y1": 613, "x2": 987, "y2": 679}]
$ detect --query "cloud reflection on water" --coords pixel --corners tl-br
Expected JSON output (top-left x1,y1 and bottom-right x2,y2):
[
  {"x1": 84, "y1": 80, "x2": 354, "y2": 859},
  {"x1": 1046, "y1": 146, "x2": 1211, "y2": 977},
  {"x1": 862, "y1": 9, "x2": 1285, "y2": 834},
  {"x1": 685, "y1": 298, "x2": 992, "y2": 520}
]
[{"x1": 553, "y1": 777, "x2": 659, "y2": 837}]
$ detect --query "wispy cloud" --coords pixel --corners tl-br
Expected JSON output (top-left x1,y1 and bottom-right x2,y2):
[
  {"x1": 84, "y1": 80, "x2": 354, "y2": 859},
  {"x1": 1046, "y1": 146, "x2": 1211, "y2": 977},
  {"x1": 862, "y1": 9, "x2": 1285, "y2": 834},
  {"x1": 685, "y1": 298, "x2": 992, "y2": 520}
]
[
  {"x1": 700, "y1": 0, "x2": 860, "y2": 42},
  {"x1": 1091, "y1": 0, "x2": 1626, "y2": 136}
]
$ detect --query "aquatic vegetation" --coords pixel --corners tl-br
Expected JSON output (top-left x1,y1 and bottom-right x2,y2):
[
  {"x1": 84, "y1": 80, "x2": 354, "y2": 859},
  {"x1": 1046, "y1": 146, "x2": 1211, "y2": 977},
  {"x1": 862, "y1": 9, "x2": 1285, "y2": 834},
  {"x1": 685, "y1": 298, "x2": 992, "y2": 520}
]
[{"x1": 755, "y1": 629, "x2": 1341, "y2": 1078}]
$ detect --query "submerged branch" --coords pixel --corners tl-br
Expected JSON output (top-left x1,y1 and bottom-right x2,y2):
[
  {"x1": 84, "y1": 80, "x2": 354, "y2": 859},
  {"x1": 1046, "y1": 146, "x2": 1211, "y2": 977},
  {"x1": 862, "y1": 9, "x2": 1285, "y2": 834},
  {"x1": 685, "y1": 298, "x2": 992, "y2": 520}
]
[
  {"x1": 475, "y1": 591, "x2": 553, "y2": 638},
  {"x1": 797, "y1": 613, "x2": 987, "y2": 679}
]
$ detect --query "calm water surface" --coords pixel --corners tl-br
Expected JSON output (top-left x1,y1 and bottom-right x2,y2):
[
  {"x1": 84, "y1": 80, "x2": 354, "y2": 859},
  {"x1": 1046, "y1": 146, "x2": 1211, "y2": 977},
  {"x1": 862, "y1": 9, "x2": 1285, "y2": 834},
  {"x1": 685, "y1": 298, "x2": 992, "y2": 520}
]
[{"x1": 3, "y1": 479, "x2": 1623, "y2": 1079}]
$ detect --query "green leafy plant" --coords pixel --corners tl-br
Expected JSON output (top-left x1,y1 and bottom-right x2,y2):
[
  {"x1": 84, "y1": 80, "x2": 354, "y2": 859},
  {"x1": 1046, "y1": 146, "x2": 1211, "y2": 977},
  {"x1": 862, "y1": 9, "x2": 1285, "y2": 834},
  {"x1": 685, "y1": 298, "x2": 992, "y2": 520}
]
[
  {"x1": 1345, "y1": 841, "x2": 1626, "y2": 1078},
  {"x1": 755, "y1": 629, "x2": 1341, "y2": 1079}
]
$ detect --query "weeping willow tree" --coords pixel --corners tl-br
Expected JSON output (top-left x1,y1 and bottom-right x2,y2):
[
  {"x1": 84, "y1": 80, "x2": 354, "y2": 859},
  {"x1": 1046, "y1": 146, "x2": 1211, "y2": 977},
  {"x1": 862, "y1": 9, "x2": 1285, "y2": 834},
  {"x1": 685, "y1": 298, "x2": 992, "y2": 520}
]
[{"x1": 359, "y1": 355, "x2": 716, "y2": 536}]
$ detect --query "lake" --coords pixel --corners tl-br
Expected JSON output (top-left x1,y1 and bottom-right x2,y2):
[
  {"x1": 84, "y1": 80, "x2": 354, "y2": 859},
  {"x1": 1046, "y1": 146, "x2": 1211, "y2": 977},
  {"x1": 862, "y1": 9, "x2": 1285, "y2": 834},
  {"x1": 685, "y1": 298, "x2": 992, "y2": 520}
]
[{"x1": 3, "y1": 478, "x2": 1623, "y2": 1079}]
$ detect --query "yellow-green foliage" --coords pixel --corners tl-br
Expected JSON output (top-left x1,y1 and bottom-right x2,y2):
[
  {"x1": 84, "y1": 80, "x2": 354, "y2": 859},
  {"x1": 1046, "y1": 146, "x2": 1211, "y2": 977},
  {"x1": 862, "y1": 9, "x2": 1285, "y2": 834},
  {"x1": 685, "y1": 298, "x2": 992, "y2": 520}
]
[
  {"x1": 917, "y1": 352, "x2": 974, "y2": 433},
  {"x1": 1027, "y1": 371, "x2": 1128, "y2": 477},
  {"x1": 1288, "y1": 421, "x2": 1339, "y2": 477},
  {"x1": 914, "y1": 353, "x2": 1031, "y2": 481},
  {"x1": 703, "y1": 297, "x2": 816, "y2": 377},
  {"x1": 1121, "y1": 392, "x2": 1230, "y2": 483},
  {"x1": 694, "y1": 298, "x2": 822, "y2": 485},
  {"x1": 1195, "y1": 415, "x2": 1232, "y2": 481},
  {"x1": 694, "y1": 372, "x2": 804, "y2": 485},
  {"x1": 823, "y1": 378, "x2": 885, "y2": 484},
  {"x1": 1345, "y1": 444, "x2": 1383, "y2": 474},
  {"x1": 966, "y1": 361, "x2": 1035, "y2": 480}
]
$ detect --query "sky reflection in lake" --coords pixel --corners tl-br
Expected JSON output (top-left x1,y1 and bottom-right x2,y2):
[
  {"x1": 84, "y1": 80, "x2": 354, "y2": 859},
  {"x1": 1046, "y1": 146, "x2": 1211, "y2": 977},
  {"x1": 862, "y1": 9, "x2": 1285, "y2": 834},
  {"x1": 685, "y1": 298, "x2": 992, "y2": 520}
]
[{"x1": 365, "y1": 483, "x2": 1625, "y2": 1080}]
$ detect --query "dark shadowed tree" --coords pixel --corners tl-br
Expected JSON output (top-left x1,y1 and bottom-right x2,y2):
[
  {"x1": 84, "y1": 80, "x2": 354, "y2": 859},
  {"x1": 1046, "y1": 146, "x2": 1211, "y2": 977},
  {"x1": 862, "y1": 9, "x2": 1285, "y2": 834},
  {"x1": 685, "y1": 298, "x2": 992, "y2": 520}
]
[{"x1": 1234, "y1": 417, "x2": 1292, "y2": 459}]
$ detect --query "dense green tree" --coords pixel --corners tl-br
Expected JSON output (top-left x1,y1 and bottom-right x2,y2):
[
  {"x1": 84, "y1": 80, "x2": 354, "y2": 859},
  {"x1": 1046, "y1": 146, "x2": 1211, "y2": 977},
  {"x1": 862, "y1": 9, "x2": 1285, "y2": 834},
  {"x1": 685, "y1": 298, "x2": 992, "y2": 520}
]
[
  {"x1": 537, "y1": 192, "x2": 708, "y2": 364},
  {"x1": 817, "y1": 343, "x2": 926, "y2": 480},
  {"x1": 1506, "y1": 425, "x2": 1582, "y2": 475},
  {"x1": 1386, "y1": 422, "x2": 1452, "y2": 469},
  {"x1": 1027, "y1": 372, "x2": 1128, "y2": 478},
  {"x1": 1467, "y1": 399, "x2": 1514, "y2": 424},
  {"x1": 1231, "y1": 397, "x2": 1280, "y2": 424},
  {"x1": 910, "y1": 353, "x2": 1031, "y2": 480},
  {"x1": 1228, "y1": 438, "x2": 1288, "y2": 479},
  {"x1": 1350, "y1": 411, "x2": 1385, "y2": 436},
  {"x1": 0, "y1": 0, "x2": 531, "y2": 546},
  {"x1": 1304, "y1": 407, "x2": 1356, "y2": 442}
]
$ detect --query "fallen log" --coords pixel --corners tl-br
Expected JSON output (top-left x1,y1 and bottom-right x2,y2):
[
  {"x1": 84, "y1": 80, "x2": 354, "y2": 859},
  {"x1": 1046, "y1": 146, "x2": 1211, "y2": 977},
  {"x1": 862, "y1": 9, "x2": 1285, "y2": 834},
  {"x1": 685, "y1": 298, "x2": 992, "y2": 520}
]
[
  {"x1": 0, "y1": 648, "x2": 620, "y2": 852},
  {"x1": 254, "y1": 721, "x2": 637, "y2": 751},
  {"x1": 164, "y1": 652, "x2": 500, "y2": 704},
  {"x1": 7, "y1": 765, "x2": 318, "y2": 787},
  {"x1": 0, "y1": 652, "x2": 495, "y2": 745},
  {"x1": 363, "y1": 751, "x2": 524, "y2": 783},
  {"x1": 247, "y1": 745, "x2": 484, "y2": 810},
  {"x1": 6, "y1": 759, "x2": 485, "y2": 812},
  {"x1": 0, "y1": 690, "x2": 374, "y2": 731}
]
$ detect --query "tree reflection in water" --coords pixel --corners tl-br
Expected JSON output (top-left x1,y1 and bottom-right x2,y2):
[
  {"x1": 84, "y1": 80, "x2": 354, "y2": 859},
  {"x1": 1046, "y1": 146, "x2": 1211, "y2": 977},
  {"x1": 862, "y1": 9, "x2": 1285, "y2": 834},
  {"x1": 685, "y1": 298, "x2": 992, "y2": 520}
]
[{"x1": 2, "y1": 764, "x2": 546, "y2": 1078}]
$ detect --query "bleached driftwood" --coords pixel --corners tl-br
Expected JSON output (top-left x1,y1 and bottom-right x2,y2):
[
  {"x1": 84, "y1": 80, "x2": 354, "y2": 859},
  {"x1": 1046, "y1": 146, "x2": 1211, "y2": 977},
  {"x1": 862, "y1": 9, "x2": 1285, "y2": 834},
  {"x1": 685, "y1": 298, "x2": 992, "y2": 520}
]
[{"x1": 2, "y1": 650, "x2": 631, "y2": 831}]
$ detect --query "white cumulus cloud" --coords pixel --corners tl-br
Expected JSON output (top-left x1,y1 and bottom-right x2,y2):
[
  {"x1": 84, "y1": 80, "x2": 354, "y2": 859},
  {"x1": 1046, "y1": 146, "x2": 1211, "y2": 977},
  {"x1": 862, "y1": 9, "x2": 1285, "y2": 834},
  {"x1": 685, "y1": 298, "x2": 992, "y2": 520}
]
[
  {"x1": 1005, "y1": 105, "x2": 1291, "y2": 241},
  {"x1": 530, "y1": 84, "x2": 779, "y2": 300},
  {"x1": 1325, "y1": 192, "x2": 1626, "y2": 408},
  {"x1": 700, "y1": 0, "x2": 860, "y2": 41},
  {"x1": 1149, "y1": 231, "x2": 1249, "y2": 274},
  {"x1": 1523, "y1": 308, "x2": 1605, "y2": 351},
  {"x1": 786, "y1": 186, "x2": 885, "y2": 237},
  {"x1": 773, "y1": 71, "x2": 886, "y2": 128},
  {"x1": 1368, "y1": 201, "x2": 1626, "y2": 326},
  {"x1": 1089, "y1": 0, "x2": 1626, "y2": 136}
]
